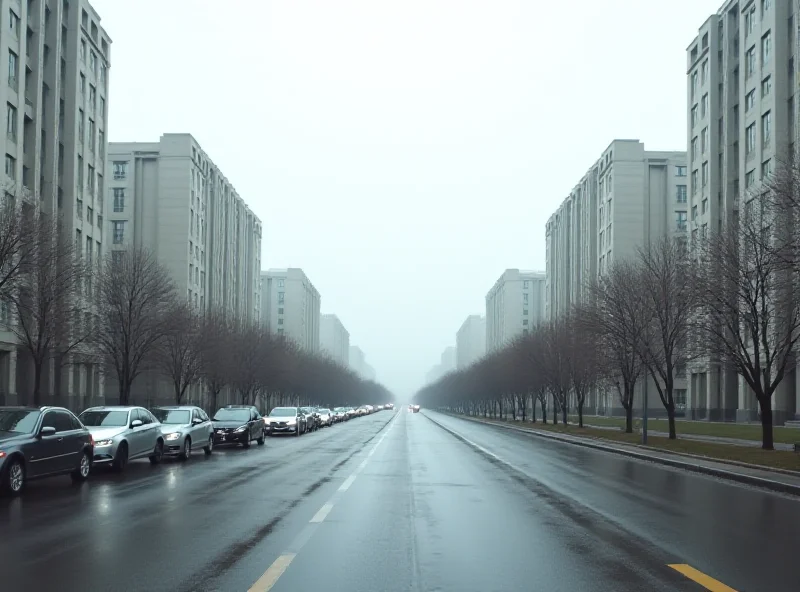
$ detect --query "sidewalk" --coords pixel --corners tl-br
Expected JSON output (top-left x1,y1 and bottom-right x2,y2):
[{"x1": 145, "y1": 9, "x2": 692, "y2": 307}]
[{"x1": 456, "y1": 414, "x2": 800, "y2": 497}]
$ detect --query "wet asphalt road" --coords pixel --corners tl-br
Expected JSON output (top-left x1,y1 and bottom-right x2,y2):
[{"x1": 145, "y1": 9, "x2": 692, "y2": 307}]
[{"x1": 1, "y1": 410, "x2": 797, "y2": 592}]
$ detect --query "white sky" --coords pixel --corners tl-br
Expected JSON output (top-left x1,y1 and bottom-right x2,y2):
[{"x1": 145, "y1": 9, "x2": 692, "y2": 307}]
[{"x1": 91, "y1": 0, "x2": 721, "y2": 398}]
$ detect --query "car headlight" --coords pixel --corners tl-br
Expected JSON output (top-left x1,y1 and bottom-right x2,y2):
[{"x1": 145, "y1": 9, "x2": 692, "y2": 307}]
[
  {"x1": 94, "y1": 439, "x2": 113, "y2": 447},
  {"x1": 233, "y1": 425, "x2": 248, "y2": 432},
  {"x1": 287, "y1": 419, "x2": 296, "y2": 425},
  {"x1": 164, "y1": 432, "x2": 182, "y2": 441}
]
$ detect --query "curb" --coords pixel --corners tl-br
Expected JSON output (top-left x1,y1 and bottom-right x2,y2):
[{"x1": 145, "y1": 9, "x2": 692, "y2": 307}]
[{"x1": 439, "y1": 413, "x2": 800, "y2": 498}]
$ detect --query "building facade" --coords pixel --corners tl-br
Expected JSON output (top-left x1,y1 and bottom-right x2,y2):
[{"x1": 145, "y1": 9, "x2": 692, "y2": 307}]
[
  {"x1": 545, "y1": 140, "x2": 688, "y2": 321},
  {"x1": 686, "y1": 0, "x2": 798, "y2": 423},
  {"x1": 348, "y1": 345, "x2": 375, "y2": 380},
  {"x1": 0, "y1": 0, "x2": 111, "y2": 407},
  {"x1": 261, "y1": 268, "x2": 320, "y2": 352},
  {"x1": 485, "y1": 269, "x2": 546, "y2": 352},
  {"x1": 107, "y1": 134, "x2": 262, "y2": 322},
  {"x1": 320, "y1": 313, "x2": 350, "y2": 366},
  {"x1": 456, "y1": 314, "x2": 486, "y2": 370}
]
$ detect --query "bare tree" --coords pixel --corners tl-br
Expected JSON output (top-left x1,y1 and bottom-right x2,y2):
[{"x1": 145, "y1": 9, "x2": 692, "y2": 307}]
[
  {"x1": 230, "y1": 322, "x2": 271, "y2": 405},
  {"x1": 563, "y1": 311, "x2": 599, "y2": 428},
  {"x1": 158, "y1": 301, "x2": 204, "y2": 404},
  {"x1": 539, "y1": 320, "x2": 571, "y2": 425},
  {"x1": 9, "y1": 215, "x2": 91, "y2": 405},
  {"x1": 695, "y1": 189, "x2": 799, "y2": 450},
  {"x1": 0, "y1": 197, "x2": 36, "y2": 302},
  {"x1": 579, "y1": 261, "x2": 647, "y2": 433},
  {"x1": 636, "y1": 236, "x2": 698, "y2": 439},
  {"x1": 198, "y1": 311, "x2": 234, "y2": 412},
  {"x1": 96, "y1": 247, "x2": 177, "y2": 405}
]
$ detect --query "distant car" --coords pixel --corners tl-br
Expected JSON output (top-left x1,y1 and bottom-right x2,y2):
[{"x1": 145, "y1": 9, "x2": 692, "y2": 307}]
[
  {"x1": 385, "y1": 403, "x2": 394, "y2": 410},
  {"x1": 300, "y1": 407, "x2": 318, "y2": 432},
  {"x1": 79, "y1": 406, "x2": 165, "y2": 471},
  {"x1": 317, "y1": 408, "x2": 334, "y2": 427},
  {"x1": 212, "y1": 406, "x2": 265, "y2": 447},
  {"x1": 0, "y1": 406, "x2": 94, "y2": 495},
  {"x1": 332, "y1": 407, "x2": 347, "y2": 422},
  {"x1": 264, "y1": 407, "x2": 305, "y2": 436},
  {"x1": 152, "y1": 406, "x2": 214, "y2": 459},
  {"x1": 413, "y1": 405, "x2": 420, "y2": 413}
]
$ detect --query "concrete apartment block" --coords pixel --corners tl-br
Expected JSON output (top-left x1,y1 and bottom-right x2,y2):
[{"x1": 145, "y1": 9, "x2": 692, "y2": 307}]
[
  {"x1": 349, "y1": 345, "x2": 375, "y2": 381},
  {"x1": 686, "y1": 0, "x2": 799, "y2": 423},
  {"x1": 106, "y1": 134, "x2": 262, "y2": 323},
  {"x1": 262, "y1": 268, "x2": 320, "y2": 352},
  {"x1": 320, "y1": 313, "x2": 350, "y2": 367},
  {"x1": 0, "y1": 0, "x2": 111, "y2": 407},
  {"x1": 456, "y1": 314, "x2": 486, "y2": 370},
  {"x1": 426, "y1": 345, "x2": 458, "y2": 384},
  {"x1": 485, "y1": 269, "x2": 545, "y2": 353},
  {"x1": 545, "y1": 140, "x2": 688, "y2": 322}
]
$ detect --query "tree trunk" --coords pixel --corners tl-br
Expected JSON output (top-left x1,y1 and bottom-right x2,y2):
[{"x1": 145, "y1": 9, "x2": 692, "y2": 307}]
[
  {"x1": 624, "y1": 404, "x2": 633, "y2": 433},
  {"x1": 666, "y1": 404, "x2": 676, "y2": 439},
  {"x1": 540, "y1": 397, "x2": 547, "y2": 424},
  {"x1": 561, "y1": 394, "x2": 568, "y2": 425},
  {"x1": 531, "y1": 395, "x2": 537, "y2": 423},
  {"x1": 577, "y1": 395, "x2": 584, "y2": 428},
  {"x1": 758, "y1": 395, "x2": 775, "y2": 450},
  {"x1": 174, "y1": 380, "x2": 183, "y2": 405},
  {"x1": 32, "y1": 358, "x2": 43, "y2": 407}
]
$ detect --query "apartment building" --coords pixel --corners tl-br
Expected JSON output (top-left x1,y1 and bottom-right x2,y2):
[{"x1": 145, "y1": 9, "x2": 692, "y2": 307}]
[
  {"x1": 686, "y1": 0, "x2": 798, "y2": 423},
  {"x1": 262, "y1": 268, "x2": 320, "y2": 351},
  {"x1": 107, "y1": 134, "x2": 262, "y2": 323},
  {"x1": 485, "y1": 269, "x2": 545, "y2": 352},
  {"x1": 349, "y1": 345, "x2": 375, "y2": 381},
  {"x1": 456, "y1": 315, "x2": 485, "y2": 369},
  {"x1": 545, "y1": 140, "x2": 688, "y2": 321},
  {"x1": 0, "y1": 0, "x2": 110, "y2": 407},
  {"x1": 320, "y1": 313, "x2": 350, "y2": 366}
]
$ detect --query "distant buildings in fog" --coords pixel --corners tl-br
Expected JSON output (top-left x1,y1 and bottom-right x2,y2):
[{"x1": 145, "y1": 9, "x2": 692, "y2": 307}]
[{"x1": 260, "y1": 268, "x2": 320, "y2": 352}]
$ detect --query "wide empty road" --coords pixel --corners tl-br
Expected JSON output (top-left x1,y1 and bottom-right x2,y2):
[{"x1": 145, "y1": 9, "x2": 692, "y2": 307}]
[{"x1": 1, "y1": 409, "x2": 797, "y2": 591}]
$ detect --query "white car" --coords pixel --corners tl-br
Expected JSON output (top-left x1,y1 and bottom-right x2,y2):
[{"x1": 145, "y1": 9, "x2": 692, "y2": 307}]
[{"x1": 152, "y1": 406, "x2": 214, "y2": 459}]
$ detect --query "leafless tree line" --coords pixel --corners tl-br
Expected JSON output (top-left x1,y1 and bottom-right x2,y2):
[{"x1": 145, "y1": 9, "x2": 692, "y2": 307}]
[
  {"x1": 416, "y1": 158, "x2": 800, "y2": 450},
  {"x1": 0, "y1": 203, "x2": 390, "y2": 411}
]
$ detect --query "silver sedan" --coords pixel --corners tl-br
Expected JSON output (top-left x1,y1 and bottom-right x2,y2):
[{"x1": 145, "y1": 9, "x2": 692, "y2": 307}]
[
  {"x1": 152, "y1": 406, "x2": 214, "y2": 459},
  {"x1": 78, "y1": 406, "x2": 165, "y2": 471}
]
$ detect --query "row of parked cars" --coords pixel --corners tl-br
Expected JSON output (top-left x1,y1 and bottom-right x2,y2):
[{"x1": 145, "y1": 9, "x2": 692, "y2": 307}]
[{"x1": 0, "y1": 401, "x2": 395, "y2": 496}]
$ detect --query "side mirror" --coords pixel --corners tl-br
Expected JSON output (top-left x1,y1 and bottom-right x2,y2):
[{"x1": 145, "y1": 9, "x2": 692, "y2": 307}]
[
  {"x1": 131, "y1": 419, "x2": 143, "y2": 428},
  {"x1": 192, "y1": 418, "x2": 203, "y2": 425},
  {"x1": 39, "y1": 426, "x2": 57, "y2": 437}
]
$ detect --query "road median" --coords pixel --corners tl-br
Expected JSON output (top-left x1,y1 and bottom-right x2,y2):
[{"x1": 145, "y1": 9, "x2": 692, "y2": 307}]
[{"x1": 439, "y1": 412, "x2": 800, "y2": 497}]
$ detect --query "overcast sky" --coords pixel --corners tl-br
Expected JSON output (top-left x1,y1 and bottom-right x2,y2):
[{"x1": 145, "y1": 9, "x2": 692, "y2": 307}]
[{"x1": 92, "y1": 0, "x2": 721, "y2": 398}]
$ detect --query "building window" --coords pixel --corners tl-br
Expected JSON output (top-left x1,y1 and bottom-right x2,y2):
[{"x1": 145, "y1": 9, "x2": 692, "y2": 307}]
[
  {"x1": 745, "y1": 169, "x2": 756, "y2": 188},
  {"x1": 691, "y1": 71, "x2": 698, "y2": 98},
  {"x1": 112, "y1": 221, "x2": 125, "y2": 244},
  {"x1": 702, "y1": 162, "x2": 709, "y2": 186},
  {"x1": 76, "y1": 199, "x2": 83, "y2": 220},
  {"x1": 113, "y1": 188, "x2": 124, "y2": 212},
  {"x1": 675, "y1": 166, "x2": 687, "y2": 177},
  {"x1": 761, "y1": 76, "x2": 771, "y2": 98},
  {"x1": 80, "y1": 73, "x2": 85, "y2": 97},
  {"x1": 746, "y1": 123, "x2": 756, "y2": 155},
  {"x1": 6, "y1": 103, "x2": 16, "y2": 142},
  {"x1": 87, "y1": 206, "x2": 93, "y2": 225},
  {"x1": 523, "y1": 293, "x2": 529, "y2": 304},
  {"x1": 89, "y1": 85, "x2": 96, "y2": 112},
  {"x1": 676, "y1": 211, "x2": 688, "y2": 231},
  {"x1": 277, "y1": 278, "x2": 285, "y2": 287},
  {"x1": 701, "y1": 127, "x2": 708, "y2": 154},
  {"x1": 80, "y1": 39, "x2": 86, "y2": 62},
  {"x1": 745, "y1": 46, "x2": 756, "y2": 77},
  {"x1": 692, "y1": 205, "x2": 698, "y2": 220},
  {"x1": 691, "y1": 137, "x2": 698, "y2": 161},
  {"x1": 89, "y1": 51, "x2": 96, "y2": 76},
  {"x1": 676, "y1": 185, "x2": 687, "y2": 203},
  {"x1": 112, "y1": 161, "x2": 128, "y2": 179},
  {"x1": 701, "y1": 93, "x2": 708, "y2": 118},
  {"x1": 745, "y1": 89, "x2": 755, "y2": 111},
  {"x1": 701, "y1": 59, "x2": 708, "y2": 84},
  {"x1": 762, "y1": 159, "x2": 772, "y2": 178},
  {"x1": 523, "y1": 281, "x2": 529, "y2": 289},
  {"x1": 761, "y1": 111, "x2": 771, "y2": 147},
  {"x1": 78, "y1": 109, "x2": 84, "y2": 142},
  {"x1": 7, "y1": 50, "x2": 17, "y2": 89},
  {"x1": 77, "y1": 155, "x2": 83, "y2": 190},
  {"x1": 87, "y1": 119, "x2": 94, "y2": 153},
  {"x1": 691, "y1": 170, "x2": 698, "y2": 193},
  {"x1": 277, "y1": 318, "x2": 284, "y2": 325},
  {"x1": 702, "y1": 198, "x2": 708, "y2": 214},
  {"x1": 278, "y1": 291, "x2": 285, "y2": 304},
  {"x1": 87, "y1": 165, "x2": 94, "y2": 192},
  {"x1": 5, "y1": 154, "x2": 15, "y2": 180},
  {"x1": 691, "y1": 105, "x2": 698, "y2": 127},
  {"x1": 745, "y1": 5, "x2": 756, "y2": 37},
  {"x1": 100, "y1": 63, "x2": 106, "y2": 86},
  {"x1": 761, "y1": 32, "x2": 771, "y2": 66}
]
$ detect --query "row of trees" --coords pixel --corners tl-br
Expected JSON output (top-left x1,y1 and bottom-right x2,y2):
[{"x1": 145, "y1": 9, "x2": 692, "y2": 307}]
[
  {"x1": 416, "y1": 159, "x2": 800, "y2": 451},
  {"x1": 0, "y1": 201, "x2": 391, "y2": 411}
]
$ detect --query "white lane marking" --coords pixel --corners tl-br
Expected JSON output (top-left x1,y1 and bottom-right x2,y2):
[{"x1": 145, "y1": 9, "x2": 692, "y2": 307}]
[
  {"x1": 248, "y1": 553, "x2": 296, "y2": 592},
  {"x1": 309, "y1": 502, "x2": 334, "y2": 523},
  {"x1": 358, "y1": 459, "x2": 368, "y2": 470},
  {"x1": 434, "y1": 418, "x2": 529, "y2": 475},
  {"x1": 338, "y1": 474, "x2": 356, "y2": 491}
]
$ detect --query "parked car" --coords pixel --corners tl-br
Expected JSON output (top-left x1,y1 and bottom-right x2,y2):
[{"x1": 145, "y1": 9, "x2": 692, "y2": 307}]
[
  {"x1": 79, "y1": 406, "x2": 164, "y2": 471},
  {"x1": 264, "y1": 406, "x2": 306, "y2": 436},
  {"x1": 300, "y1": 407, "x2": 318, "y2": 432},
  {"x1": 0, "y1": 406, "x2": 93, "y2": 495},
  {"x1": 332, "y1": 407, "x2": 347, "y2": 422},
  {"x1": 317, "y1": 408, "x2": 334, "y2": 427},
  {"x1": 152, "y1": 406, "x2": 214, "y2": 459},
  {"x1": 211, "y1": 405, "x2": 265, "y2": 447}
]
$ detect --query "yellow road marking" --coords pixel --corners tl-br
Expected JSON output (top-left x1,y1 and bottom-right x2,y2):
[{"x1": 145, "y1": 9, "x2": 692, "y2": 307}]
[
  {"x1": 248, "y1": 553, "x2": 296, "y2": 592},
  {"x1": 668, "y1": 564, "x2": 738, "y2": 591}
]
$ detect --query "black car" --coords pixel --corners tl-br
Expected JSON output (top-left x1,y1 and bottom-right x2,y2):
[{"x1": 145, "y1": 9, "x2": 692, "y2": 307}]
[
  {"x1": 211, "y1": 405, "x2": 265, "y2": 447},
  {"x1": 0, "y1": 406, "x2": 94, "y2": 495}
]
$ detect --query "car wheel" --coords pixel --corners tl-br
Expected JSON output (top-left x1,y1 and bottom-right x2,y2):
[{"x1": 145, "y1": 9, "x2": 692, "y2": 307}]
[
  {"x1": 149, "y1": 440, "x2": 164, "y2": 464},
  {"x1": 2, "y1": 456, "x2": 25, "y2": 495},
  {"x1": 180, "y1": 437, "x2": 192, "y2": 461},
  {"x1": 295, "y1": 424, "x2": 301, "y2": 436},
  {"x1": 257, "y1": 431, "x2": 265, "y2": 445},
  {"x1": 203, "y1": 435, "x2": 213, "y2": 455},
  {"x1": 71, "y1": 451, "x2": 91, "y2": 482},
  {"x1": 112, "y1": 442, "x2": 128, "y2": 472}
]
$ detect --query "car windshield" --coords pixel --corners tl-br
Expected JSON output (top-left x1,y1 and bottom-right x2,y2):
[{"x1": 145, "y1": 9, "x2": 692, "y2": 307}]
[
  {"x1": 79, "y1": 410, "x2": 129, "y2": 427},
  {"x1": 320, "y1": 409, "x2": 331, "y2": 414},
  {"x1": 0, "y1": 409, "x2": 41, "y2": 434},
  {"x1": 270, "y1": 408, "x2": 296, "y2": 417},
  {"x1": 152, "y1": 409, "x2": 191, "y2": 425},
  {"x1": 213, "y1": 409, "x2": 250, "y2": 422}
]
